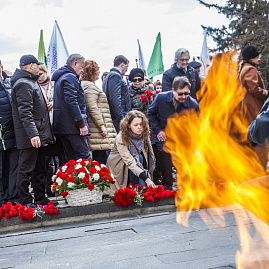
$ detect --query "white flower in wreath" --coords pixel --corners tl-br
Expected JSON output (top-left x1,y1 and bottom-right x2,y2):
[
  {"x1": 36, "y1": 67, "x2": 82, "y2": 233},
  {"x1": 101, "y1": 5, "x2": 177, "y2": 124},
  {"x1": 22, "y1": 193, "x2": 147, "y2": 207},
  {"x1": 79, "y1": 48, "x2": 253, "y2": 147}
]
[
  {"x1": 95, "y1": 166, "x2": 101, "y2": 171},
  {"x1": 78, "y1": 172, "x2": 85, "y2": 179},
  {"x1": 56, "y1": 178, "x2": 63, "y2": 185},
  {"x1": 67, "y1": 182, "x2": 76, "y2": 188},
  {"x1": 111, "y1": 173, "x2": 115, "y2": 179},
  {"x1": 52, "y1": 175, "x2": 57, "y2": 180},
  {"x1": 75, "y1": 164, "x2": 82, "y2": 170},
  {"x1": 93, "y1": 173, "x2": 100, "y2": 181},
  {"x1": 61, "y1": 165, "x2": 68, "y2": 172},
  {"x1": 77, "y1": 158, "x2": 82, "y2": 163},
  {"x1": 100, "y1": 164, "x2": 106, "y2": 168}
]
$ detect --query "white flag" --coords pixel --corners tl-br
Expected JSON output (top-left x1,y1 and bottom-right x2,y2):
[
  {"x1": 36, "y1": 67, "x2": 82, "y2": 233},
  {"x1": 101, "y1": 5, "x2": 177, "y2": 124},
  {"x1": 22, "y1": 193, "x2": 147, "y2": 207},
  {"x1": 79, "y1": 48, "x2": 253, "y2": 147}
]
[
  {"x1": 137, "y1": 39, "x2": 147, "y2": 76},
  {"x1": 47, "y1": 20, "x2": 69, "y2": 75},
  {"x1": 200, "y1": 28, "x2": 211, "y2": 78}
]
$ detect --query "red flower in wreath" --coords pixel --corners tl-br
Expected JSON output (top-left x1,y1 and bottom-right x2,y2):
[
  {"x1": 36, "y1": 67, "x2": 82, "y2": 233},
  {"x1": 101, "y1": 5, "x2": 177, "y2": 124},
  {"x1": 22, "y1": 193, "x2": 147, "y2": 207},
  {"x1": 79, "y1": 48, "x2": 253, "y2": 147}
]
[
  {"x1": 60, "y1": 191, "x2": 69, "y2": 197},
  {"x1": 88, "y1": 183, "x2": 94, "y2": 191}
]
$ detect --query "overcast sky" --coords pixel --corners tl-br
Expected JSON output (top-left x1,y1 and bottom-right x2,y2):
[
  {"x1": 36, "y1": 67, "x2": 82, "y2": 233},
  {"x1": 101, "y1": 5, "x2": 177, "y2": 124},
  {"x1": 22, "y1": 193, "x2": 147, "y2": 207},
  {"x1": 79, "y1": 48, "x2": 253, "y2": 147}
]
[{"x1": 0, "y1": 0, "x2": 228, "y2": 85}]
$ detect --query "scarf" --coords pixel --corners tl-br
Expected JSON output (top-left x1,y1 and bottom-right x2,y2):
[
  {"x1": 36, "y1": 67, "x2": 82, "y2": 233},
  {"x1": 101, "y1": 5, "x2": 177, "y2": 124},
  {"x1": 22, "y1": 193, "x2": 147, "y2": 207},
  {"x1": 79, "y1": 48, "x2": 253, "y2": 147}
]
[
  {"x1": 39, "y1": 77, "x2": 50, "y2": 100},
  {"x1": 128, "y1": 132, "x2": 155, "y2": 179}
]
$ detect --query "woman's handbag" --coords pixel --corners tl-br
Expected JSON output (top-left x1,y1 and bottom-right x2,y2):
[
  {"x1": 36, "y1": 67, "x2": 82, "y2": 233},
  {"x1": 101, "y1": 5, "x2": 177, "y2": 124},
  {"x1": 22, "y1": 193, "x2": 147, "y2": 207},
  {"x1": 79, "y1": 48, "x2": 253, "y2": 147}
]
[{"x1": 248, "y1": 98, "x2": 269, "y2": 146}]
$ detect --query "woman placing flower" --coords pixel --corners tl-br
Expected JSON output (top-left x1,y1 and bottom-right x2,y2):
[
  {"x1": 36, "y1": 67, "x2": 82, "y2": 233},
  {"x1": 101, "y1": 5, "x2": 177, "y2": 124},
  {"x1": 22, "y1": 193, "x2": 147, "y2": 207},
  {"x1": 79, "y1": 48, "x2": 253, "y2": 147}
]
[
  {"x1": 128, "y1": 68, "x2": 156, "y2": 115},
  {"x1": 106, "y1": 110, "x2": 156, "y2": 196}
]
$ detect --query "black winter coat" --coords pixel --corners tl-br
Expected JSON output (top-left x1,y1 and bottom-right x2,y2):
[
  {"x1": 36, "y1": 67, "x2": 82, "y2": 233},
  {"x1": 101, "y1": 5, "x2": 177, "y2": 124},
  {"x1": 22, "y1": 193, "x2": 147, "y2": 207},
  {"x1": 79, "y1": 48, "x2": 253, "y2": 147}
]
[
  {"x1": 52, "y1": 65, "x2": 90, "y2": 135},
  {"x1": 0, "y1": 71, "x2": 16, "y2": 150},
  {"x1": 162, "y1": 63, "x2": 200, "y2": 100},
  {"x1": 11, "y1": 69, "x2": 54, "y2": 149},
  {"x1": 129, "y1": 84, "x2": 156, "y2": 115}
]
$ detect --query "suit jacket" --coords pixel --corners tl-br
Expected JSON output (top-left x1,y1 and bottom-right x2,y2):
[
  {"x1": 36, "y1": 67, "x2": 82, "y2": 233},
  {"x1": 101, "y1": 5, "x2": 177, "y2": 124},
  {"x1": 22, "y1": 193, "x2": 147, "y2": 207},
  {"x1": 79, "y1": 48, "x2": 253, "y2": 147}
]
[{"x1": 147, "y1": 91, "x2": 199, "y2": 143}]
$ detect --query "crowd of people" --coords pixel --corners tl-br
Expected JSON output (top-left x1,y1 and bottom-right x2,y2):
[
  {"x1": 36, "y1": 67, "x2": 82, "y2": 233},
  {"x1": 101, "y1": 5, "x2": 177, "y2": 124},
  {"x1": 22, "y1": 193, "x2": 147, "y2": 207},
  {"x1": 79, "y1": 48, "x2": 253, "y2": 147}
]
[{"x1": 0, "y1": 44, "x2": 267, "y2": 208}]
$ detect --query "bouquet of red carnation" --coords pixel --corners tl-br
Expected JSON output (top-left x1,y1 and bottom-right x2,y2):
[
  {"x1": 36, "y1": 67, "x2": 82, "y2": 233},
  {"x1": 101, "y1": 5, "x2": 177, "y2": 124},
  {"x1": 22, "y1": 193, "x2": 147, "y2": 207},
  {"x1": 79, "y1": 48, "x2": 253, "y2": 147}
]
[
  {"x1": 113, "y1": 188, "x2": 137, "y2": 207},
  {"x1": 51, "y1": 158, "x2": 115, "y2": 197},
  {"x1": 143, "y1": 185, "x2": 176, "y2": 203},
  {"x1": 140, "y1": 90, "x2": 154, "y2": 110},
  {"x1": 113, "y1": 184, "x2": 176, "y2": 207},
  {"x1": 0, "y1": 202, "x2": 59, "y2": 222}
]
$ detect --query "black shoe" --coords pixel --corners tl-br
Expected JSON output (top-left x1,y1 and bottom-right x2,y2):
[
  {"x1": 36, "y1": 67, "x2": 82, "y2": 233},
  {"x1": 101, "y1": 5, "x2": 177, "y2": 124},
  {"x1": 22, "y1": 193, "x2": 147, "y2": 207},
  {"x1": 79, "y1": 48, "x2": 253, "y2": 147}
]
[{"x1": 36, "y1": 197, "x2": 58, "y2": 206}]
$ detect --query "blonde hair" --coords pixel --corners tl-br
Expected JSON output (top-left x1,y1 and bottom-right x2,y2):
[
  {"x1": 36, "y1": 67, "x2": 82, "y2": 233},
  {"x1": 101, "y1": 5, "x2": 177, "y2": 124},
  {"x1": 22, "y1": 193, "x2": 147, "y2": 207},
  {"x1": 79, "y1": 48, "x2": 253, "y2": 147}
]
[{"x1": 39, "y1": 64, "x2": 48, "y2": 73}]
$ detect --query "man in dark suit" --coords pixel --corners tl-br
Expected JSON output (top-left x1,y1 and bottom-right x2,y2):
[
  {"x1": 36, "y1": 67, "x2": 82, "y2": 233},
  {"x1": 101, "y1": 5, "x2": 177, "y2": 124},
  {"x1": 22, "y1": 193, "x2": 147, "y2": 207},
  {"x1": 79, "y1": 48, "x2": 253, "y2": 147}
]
[
  {"x1": 102, "y1": 55, "x2": 131, "y2": 133},
  {"x1": 162, "y1": 48, "x2": 200, "y2": 100},
  {"x1": 52, "y1": 54, "x2": 91, "y2": 162},
  {"x1": 148, "y1": 76, "x2": 199, "y2": 189},
  {"x1": 11, "y1": 55, "x2": 54, "y2": 207}
]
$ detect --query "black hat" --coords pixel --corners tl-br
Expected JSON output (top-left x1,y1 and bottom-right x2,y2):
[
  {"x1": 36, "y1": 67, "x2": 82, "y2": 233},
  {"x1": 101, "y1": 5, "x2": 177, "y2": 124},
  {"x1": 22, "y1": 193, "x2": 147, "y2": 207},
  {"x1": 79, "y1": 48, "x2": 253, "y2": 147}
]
[
  {"x1": 128, "y1": 68, "x2": 144, "y2": 81},
  {"x1": 19, "y1": 55, "x2": 43, "y2": 67},
  {"x1": 241, "y1": 45, "x2": 260, "y2": 61},
  {"x1": 188, "y1": 61, "x2": 202, "y2": 69}
]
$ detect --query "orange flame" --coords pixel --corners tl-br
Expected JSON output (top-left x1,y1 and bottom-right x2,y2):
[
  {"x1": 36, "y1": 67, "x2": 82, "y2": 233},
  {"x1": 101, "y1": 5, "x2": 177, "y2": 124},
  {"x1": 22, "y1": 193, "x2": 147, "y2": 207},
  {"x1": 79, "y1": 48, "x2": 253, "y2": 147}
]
[{"x1": 164, "y1": 51, "x2": 269, "y2": 268}]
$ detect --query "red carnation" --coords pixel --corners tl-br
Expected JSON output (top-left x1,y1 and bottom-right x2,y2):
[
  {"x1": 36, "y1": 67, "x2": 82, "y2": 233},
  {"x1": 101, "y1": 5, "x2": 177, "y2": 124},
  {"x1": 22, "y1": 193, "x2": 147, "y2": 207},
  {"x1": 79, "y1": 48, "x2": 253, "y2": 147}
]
[
  {"x1": 89, "y1": 167, "x2": 96, "y2": 174},
  {"x1": 66, "y1": 167, "x2": 75, "y2": 174},
  {"x1": 60, "y1": 191, "x2": 69, "y2": 197},
  {"x1": 78, "y1": 167, "x2": 86, "y2": 173},
  {"x1": 82, "y1": 177, "x2": 89, "y2": 184},
  {"x1": 67, "y1": 176, "x2": 75, "y2": 183},
  {"x1": 80, "y1": 160, "x2": 86, "y2": 166},
  {"x1": 67, "y1": 160, "x2": 76, "y2": 167},
  {"x1": 88, "y1": 183, "x2": 94, "y2": 191}
]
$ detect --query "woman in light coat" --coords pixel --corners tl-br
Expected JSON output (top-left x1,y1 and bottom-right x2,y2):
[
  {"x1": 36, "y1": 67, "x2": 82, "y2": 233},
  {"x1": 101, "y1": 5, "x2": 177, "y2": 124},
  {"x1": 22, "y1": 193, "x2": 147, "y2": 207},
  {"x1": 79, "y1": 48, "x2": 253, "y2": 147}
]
[
  {"x1": 106, "y1": 110, "x2": 156, "y2": 196},
  {"x1": 81, "y1": 60, "x2": 116, "y2": 164}
]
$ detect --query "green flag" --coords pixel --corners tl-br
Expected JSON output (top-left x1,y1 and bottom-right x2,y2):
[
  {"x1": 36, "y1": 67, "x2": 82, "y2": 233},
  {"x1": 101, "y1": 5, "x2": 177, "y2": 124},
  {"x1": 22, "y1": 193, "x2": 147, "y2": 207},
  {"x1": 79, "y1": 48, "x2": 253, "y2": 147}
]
[
  {"x1": 38, "y1": 29, "x2": 47, "y2": 66},
  {"x1": 147, "y1": 32, "x2": 164, "y2": 80}
]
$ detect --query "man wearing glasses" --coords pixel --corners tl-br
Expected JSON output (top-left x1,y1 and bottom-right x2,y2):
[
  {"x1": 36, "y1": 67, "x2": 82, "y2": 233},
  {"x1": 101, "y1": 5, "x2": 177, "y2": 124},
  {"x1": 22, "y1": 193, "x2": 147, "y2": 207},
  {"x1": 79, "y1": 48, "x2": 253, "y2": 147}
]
[
  {"x1": 148, "y1": 76, "x2": 199, "y2": 190},
  {"x1": 162, "y1": 48, "x2": 200, "y2": 100}
]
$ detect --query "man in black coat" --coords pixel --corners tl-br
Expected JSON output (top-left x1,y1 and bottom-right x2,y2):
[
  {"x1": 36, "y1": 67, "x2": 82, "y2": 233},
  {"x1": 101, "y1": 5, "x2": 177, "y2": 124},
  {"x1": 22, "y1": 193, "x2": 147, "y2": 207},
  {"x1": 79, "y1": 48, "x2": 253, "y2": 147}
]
[
  {"x1": 0, "y1": 59, "x2": 19, "y2": 206},
  {"x1": 11, "y1": 55, "x2": 54, "y2": 207},
  {"x1": 162, "y1": 48, "x2": 200, "y2": 100},
  {"x1": 52, "y1": 53, "x2": 91, "y2": 162},
  {"x1": 148, "y1": 77, "x2": 199, "y2": 190},
  {"x1": 102, "y1": 55, "x2": 131, "y2": 133}
]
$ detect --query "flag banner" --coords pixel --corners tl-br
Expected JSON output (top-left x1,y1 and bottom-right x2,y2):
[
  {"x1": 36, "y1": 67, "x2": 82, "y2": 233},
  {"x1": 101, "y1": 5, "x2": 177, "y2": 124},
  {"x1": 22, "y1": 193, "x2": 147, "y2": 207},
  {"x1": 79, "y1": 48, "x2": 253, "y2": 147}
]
[
  {"x1": 200, "y1": 28, "x2": 211, "y2": 78},
  {"x1": 147, "y1": 32, "x2": 164, "y2": 80},
  {"x1": 38, "y1": 29, "x2": 47, "y2": 66},
  {"x1": 47, "y1": 20, "x2": 69, "y2": 75},
  {"x1": 137, "y1": 39, "x2": 147, "y2": 76}
]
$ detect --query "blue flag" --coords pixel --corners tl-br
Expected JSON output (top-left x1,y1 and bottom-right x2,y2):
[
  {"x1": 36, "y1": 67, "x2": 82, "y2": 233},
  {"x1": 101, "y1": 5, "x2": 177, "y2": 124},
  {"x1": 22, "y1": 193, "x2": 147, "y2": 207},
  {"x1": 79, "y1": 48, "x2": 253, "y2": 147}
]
[{"x1": 46, "y1": 20, "x2": 69, "y2": 75}]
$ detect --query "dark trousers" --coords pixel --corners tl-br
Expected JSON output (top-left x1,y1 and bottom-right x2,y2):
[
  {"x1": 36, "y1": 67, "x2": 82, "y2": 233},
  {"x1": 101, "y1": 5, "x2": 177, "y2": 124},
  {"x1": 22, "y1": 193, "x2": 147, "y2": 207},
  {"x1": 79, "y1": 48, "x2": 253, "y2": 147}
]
[
  {"x1": 152, "y1": 143, "x2": 163, "y2": 183},
  {"x1": 60, "y1": 135, "x2": 91, "y2": 162},
  {"x1": 112, "y1": 119, "x2": 120, "y2": 133},
  {"x1": 155, "y1": 142, "x2": 174, "y2": 188},
  {"x1": 128, "y1": 153, "x2": 146, "y2": 186},
  {"x1": 0, "y1": 148, "x2": 19, "y2": 203},
  {"x1": 17, "y1": 147, "x2": 47, "y2": 205},
  {"x1": 92, "y1": 150, "x2": 108, "y2": 165}
]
